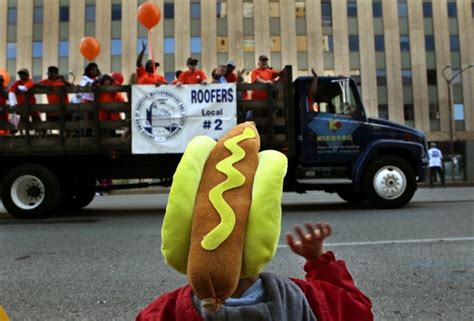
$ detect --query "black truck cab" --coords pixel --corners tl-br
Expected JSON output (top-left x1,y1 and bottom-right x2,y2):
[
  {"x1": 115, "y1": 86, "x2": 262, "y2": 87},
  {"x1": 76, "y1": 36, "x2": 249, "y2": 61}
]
[{"x1": 292, "y1": 76, "x2": 428, "y2": 208}]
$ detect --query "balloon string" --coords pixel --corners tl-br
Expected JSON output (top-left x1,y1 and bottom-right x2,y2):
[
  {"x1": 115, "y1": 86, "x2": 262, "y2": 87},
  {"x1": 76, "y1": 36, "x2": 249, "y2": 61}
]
[{"x1": 148, "y1": 30, "x2": 156, "y2": 75}]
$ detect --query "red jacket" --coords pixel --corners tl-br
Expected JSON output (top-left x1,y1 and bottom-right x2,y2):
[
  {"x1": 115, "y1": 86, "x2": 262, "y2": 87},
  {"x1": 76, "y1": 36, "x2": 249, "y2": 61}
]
[{"x1": 136, "y1": 252, "x2": 373, "y2": 321}]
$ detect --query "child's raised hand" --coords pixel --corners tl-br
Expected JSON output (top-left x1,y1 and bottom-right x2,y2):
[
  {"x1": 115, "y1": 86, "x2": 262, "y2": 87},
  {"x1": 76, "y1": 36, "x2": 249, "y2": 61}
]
[{"x1": 286, "y1": 222, "x2": 332, "y2": 261}]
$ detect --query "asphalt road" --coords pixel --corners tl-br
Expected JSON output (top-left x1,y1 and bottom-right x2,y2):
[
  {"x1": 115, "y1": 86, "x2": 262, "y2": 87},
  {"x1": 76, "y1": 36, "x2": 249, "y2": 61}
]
[{"x1": 0, "y1": 187, "x2": 473, "y2": 321}]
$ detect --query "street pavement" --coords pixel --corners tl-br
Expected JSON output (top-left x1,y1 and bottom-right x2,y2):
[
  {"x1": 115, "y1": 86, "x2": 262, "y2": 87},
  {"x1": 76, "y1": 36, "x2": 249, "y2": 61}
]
[{"x1": 0, "y1": 187, "x2": 473, "y2": 321}]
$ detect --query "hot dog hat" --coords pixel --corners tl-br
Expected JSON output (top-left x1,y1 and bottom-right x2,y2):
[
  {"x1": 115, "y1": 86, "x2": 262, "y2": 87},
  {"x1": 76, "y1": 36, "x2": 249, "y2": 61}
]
[{"x1": 161, "y1": 122, "x2": 288, "y2": 312}]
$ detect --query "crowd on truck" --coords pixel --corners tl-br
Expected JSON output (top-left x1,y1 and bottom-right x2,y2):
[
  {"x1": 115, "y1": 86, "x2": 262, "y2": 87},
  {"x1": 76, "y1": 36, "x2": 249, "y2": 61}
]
[{"x1": 0, "y1": 41, "x2": 286, "y2": 137}]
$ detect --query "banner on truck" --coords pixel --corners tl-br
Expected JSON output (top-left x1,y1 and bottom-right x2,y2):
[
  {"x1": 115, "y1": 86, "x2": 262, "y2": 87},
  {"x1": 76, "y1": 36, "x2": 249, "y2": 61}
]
[{"x1": 131, "y1": 84, "x2": 237, "y2": 154}]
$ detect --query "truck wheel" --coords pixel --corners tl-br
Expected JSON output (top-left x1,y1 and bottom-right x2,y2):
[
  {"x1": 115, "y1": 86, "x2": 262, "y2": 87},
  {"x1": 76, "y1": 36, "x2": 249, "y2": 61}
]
[
  {"x1": 66, "y1": 188, "x2": 96, "y2": 210},
  {"x1": 362, "y1": 156, "x2": 416, "y2": 209},
  {"x1": 1, "y1": 164, "x2": 61, "y2": 219},
  {"x1": 336, "y1": 189, "x2": 366, "y2": 204}
]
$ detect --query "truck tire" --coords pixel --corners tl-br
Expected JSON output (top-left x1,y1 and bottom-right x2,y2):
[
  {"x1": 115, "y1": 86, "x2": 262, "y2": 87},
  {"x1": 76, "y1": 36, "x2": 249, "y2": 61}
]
[
  {"x1": 336, "y1": 189, "x2": 366, "y2": 204},
  {"x1": 65, "y1": 188, "x2": 96, "y2": 210},
  {"x1": 1, "y1": 164, "x2": 61, "y2": 219},
  {"x1": 362, "y1": 155, "x2": 416, "y2": 209}
]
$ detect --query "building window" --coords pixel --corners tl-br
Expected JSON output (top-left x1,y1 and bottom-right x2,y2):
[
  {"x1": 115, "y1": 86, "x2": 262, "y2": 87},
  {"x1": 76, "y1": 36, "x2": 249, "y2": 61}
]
[
  {"x1": 32, "y1": 42, "x2": 43, "y2": 58},
  {"x1": 137, "y1": 38, "x2": 148, "y2": 54},
  {"x1": 111, "y1": 39, "x2": 121, "y2": 55},
  {"x1": 376, "y1": 69, "x2": 386, "y2": 85},
  {"x1": 112, "y1": 4, "x2": 121, "y2": 21},
  {"x1": 422, "y1": 2, "x2": 432, "y2": 17},
  {"x1": 400, "y1": 36, "x2": 410, "y2": 52},
  {"x1": 323, "y1": 35, "x2": 333, "y2": 51},
  {"x1": 7, "y1": 8, "x2": 17, "y2": 25},
  {"x1": 401, "y1": 70, "x2": 412, "y2": 86},
  {"x1": 217, "y1": 1, "x2": 227, "y2": 18},
  {"x1": 398, "y1": 1, "x2": 408, "y2": 17},
  {"x1": 217, "y1": 37, "x2": 228, "y2": 52},
  {"x1": 243, "y1": 37, "x2": 255, "y2": 52},
  {"x1": 373, "y1": 1, "x2": 383, "y2": 17},
  {"x1": 425, "y1": 35, "x2": 435, "y2": 51},
  {"x1": 347, "y1": 1, "x2": 357, "y2": 17},
  {"x1": 378, "y1": 105, "x2": 388, "y2": 119},
  {"x1": 59, "y1": 6, "x2": 69, "y2": 22},
  {"x1": 191, "y1": 37, "x2": 201, "y2": 53},
  {"x1": 447, "y1": 2, "x2": 457, "y2": 17},
  {"x1": 191, "y1": 3, "x2": 200, "y2": 19},
  {"x1": 165, "y1": 72, "x2": 175, "y2": 83},
  {"x1": 164, "y1": 3, "x2": 174, "y2": 19},
  {"x1": 450, "y1": 35, "x2": 459, "y2": 51},
  {"x1": 164, "y1": 37, "x2": 175, "y2": 54},
  {"x1": 295, "y1": 2, "x2": 305, "y2": 17},
  {"x1": 85, "y1": 5, "x2": 95, "y2": 22},
  {"x1": 349, "y1": 35, "x2": 359, "y2": 51},
  {"x1": 404, "y1": 104, "x2": 414, "y2": 125},
  {"x1": 59, "y1": 41, "x2": 69, "y2": 57},
  {"x1": 243, "y1": 2, "x2": 254, "y2": 18},
  {"x1": 322, "y1": 1, "x2": 332, "y2": 26},
  {"x1": 7, "y1": 43, "x2": 16, "y2": 59},
  {"x1": 427, "y1": 69, "x2": 437, "y2": 85},
  {"x1": 374, "y1": 35, "x2": 384, "y2": 51},
  {"x1": 34, "y1": 7, "x2": 43, "y2": 24}
]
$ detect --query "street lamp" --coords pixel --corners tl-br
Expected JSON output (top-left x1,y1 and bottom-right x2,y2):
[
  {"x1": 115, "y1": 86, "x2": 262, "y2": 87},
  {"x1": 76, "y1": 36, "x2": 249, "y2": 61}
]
[{"x1": 441, "y1": 64, "x2": 474, "y2": 180}]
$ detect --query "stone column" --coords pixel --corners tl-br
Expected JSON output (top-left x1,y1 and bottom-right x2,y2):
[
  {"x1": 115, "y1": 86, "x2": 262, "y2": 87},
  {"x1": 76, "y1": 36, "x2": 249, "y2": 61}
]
[
  {"x1": 432, "y1": 0, "x2": 451, "y2": 135},
  {"x1": 332, "y1": 0, "x2": 350, "y2": 76},
  {"x1": 201, "y1": 1, "x2": 217, "y2": 76},
  {"x1": 457, "y1": 0, "x2": 474, "y2": 132},
  {"x1": 122, "y1": 0, "x2": 138, "y2": 82},
  {"x1": 280, "y1": 0, "x2": 297, "y2": 68},
  {"x1": 150, "y1": 0, "x2": 164, "y2": 75},
  {"x1": 69, "y1": 0, "x2": 85, "y2": 81},
  {"x1": 43, "y1": 0, "x2": 60, "y2": 72},
  {"x1": 383, "y1": 0, "x2": 404, "y2": 123},
  {"x1": 174, "y1": 0, "x2": 190, "y2": 70},
  {"x1": 306, "y1": 0, "x2": 324, "y2": 74},
  {"x1": 95, "y1": 0, "x2": 112, "y2": 73},
  {"x1": 408, "y1": 0, "x2": 429, "y2": 132},
  {"x1": 357, "y1": 0, "x2": 377, "y2": 117},
  {"x1": 227, "y1": 0, "x2": 244, "y2": 71},
  {"x1": 254, "y1": 0, "x2": 270, "y2": 61},
  {"x1": 17, "y1": 0, "x2": 34, "y2": 73},
  {"x1": 0, "y1": 1, "x2": 7, "y2": 68}
]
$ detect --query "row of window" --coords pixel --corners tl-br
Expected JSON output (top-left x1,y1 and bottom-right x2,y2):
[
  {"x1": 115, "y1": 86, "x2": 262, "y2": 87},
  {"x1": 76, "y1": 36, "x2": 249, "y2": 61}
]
[
  {"x1": 5, "y1": 32, "x2": 462, "y2": 61},
  {"x1": 6, "y1": 0, "x2": 462, "y2": 26}
]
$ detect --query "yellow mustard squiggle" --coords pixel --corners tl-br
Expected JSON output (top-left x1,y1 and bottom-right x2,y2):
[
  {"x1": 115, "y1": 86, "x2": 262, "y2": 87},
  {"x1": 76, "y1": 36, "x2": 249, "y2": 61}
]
[{"x1": 201, "y1": 127, "x2": 256, "y2": 251}]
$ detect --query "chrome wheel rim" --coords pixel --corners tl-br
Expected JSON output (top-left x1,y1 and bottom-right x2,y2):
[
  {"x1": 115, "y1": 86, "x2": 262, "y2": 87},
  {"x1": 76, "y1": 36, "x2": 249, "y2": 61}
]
[
  {"x1": 373, "y1": 166, "x2": 407, "y2": 200},
  {"x1": 10, "y1": 175, "x2": 45, "y2": 210}
]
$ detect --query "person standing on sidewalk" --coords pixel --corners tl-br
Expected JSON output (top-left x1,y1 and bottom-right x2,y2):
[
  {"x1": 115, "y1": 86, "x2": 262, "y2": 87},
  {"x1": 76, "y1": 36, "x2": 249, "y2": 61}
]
[{"x1": 428, "y1": 142, "x2": 445, "y2": 188}]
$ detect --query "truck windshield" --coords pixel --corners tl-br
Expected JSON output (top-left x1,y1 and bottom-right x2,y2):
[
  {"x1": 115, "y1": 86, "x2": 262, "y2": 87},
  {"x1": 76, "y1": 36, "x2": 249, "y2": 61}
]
[{"x1": 311, "y1": 78, "x2": 359, "y2": 117}]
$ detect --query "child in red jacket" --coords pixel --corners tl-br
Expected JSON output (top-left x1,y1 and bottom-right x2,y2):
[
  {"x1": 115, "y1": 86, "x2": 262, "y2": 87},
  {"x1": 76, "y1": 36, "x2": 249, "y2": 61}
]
[
  {"x1": 136, "y1": 123, "x2": 373, "y2": 321},
  {"x1": 136, "y1": 222, "x2": 372, "y2": 321}
]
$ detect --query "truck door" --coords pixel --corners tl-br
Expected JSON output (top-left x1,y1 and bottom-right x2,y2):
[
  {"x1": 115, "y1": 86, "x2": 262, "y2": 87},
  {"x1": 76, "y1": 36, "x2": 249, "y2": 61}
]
[{"x1": 298, "y1": 77, "x2": 367, "y2": 164}]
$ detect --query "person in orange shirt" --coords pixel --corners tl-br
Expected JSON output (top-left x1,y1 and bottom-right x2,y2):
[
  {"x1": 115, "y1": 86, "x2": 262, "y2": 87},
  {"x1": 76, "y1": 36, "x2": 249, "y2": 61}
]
[
  {"x1": 250, "y1": 55, "x2": 281, "y2": 100},
  {"x1": 0, "y1": 75, "x2": 9, "y2": 136},
  {"x1": 171, "y1": 70, "x2": 182, "y2": 85},
  {"x1": 97, "y1": 74, "x2": 123, "y2": 123},
  {"x1": 176, "y1": 57, "x2": 208, "y2": 85},
  {"x1": 9, "y1": 68, "x2": 42, "y2": 126},
  {"x1": 136, "y1": 41, "x2": 168, "y2": 85},
  {"x1": 35, "y1": 66, "x2": 72, "y2": 121}
]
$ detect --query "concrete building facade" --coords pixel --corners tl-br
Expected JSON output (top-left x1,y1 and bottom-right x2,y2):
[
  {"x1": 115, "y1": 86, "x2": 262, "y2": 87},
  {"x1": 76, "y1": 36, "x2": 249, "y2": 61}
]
[{"x1": 1, "y1": 0, "x2": 473, "y2": 158}]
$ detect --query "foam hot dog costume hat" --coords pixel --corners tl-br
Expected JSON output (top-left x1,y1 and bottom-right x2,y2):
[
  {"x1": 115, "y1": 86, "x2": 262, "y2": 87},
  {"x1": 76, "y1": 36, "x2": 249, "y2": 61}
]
[{"x1": 161, "y1": 122, "x2": 288, "y2": 312}]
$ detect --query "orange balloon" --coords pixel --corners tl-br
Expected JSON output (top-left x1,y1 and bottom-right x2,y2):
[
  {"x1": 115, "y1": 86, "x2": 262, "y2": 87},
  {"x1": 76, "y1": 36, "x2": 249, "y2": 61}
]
[
  {"x1": 0, "y1": 68, "x2": 10, "y2": 85},
  {"x1": 80, "y1": 37, "x2": 101, "y2": 61},
  {"x1": 138, "y1": 3, "x2": 161, "y2": 30}
]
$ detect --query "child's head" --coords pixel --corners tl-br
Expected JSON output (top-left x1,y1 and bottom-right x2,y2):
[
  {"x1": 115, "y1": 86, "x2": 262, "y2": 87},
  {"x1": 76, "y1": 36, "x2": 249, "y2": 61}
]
[{"x1": 161, "y1": 122, "x2": 287, "y2": 312}]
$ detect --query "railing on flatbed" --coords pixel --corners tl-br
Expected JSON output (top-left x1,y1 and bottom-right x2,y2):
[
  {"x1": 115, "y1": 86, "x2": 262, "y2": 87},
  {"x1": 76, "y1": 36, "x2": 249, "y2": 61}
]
[{"x1": 0, "y1": 66, "x2": 295, "y2": 157}]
